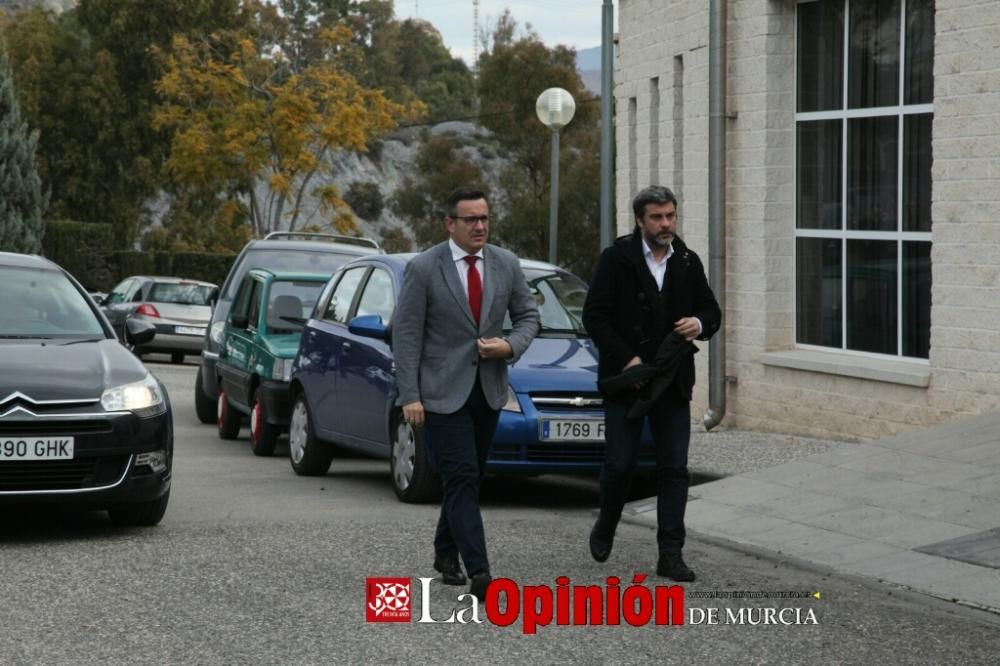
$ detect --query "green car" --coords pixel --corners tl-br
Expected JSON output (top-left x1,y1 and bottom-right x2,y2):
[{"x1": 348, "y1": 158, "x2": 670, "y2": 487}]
[{"x1": 215, "y1": 268, "x2": 331, "y2": 455}]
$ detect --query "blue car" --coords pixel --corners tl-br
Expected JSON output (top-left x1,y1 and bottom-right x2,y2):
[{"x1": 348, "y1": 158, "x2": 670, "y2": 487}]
[{"x1": 286, "y1": 253, "x2": 654, "y2": 502}]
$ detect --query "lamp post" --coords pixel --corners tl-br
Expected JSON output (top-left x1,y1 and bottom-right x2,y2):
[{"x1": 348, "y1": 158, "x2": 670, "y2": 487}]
[{"x1": 535, "y1": 87, "x2": 576, "y2": 265}]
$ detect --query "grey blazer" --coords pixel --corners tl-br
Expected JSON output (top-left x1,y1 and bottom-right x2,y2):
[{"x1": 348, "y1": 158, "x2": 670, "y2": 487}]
[{"x1": 392, "y1": 242, "x2": 540, "y2": 413}]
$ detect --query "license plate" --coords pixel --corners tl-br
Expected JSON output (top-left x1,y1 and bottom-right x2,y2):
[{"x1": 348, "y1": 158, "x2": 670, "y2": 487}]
[
  {"x1": 0, "y1": 437, "x2": 74, "y2": 460},
  {"x1": 540, "y1": 419, "x2": 605, "y2": 442},
  {"x1": 175, "y1": 326, "x2": 206, "y2": 336}
]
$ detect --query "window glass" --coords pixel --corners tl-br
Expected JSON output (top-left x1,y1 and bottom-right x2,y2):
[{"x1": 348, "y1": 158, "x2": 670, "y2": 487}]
[
  {"x1": 904, "y1": 0, "x2": 934, "y2": 104},
  {"x1": 0, "y1": 266, "x2": 104, "y2": 338},
  {"x1": 503, "y1": 268, "x2": 588, "y2": 335},
  {"x1": 355, "y1": 269, "x2": 396, "y2": 325},
  {"x1": 903, "y1": 113, "x2": 932, "y2": 232},
  {"x1": 796, "y1": 238, "x2": 842, "y2": 348},
  {"x1": 325, "y1": 267, "x2": 367, "y2": 324},
  {"x1": 847, "y1": 240, "x2": 897, "y2": 354},
  {"x1": 149, "y1": 282, "x2": 215, "y2": 305},
  {"x1": 231, "y1": 276, "x2": 255, "y2": 318},
  {"x1": 848, "y1": 0, "x2": 900, "y2": 109},
  {"x1": 902, "y1": 241, "x2": 931, "y2": 358},
  {"x1": 797, "y1": 120, "x2": 843, "y2": 229},
  {"x1": 106, "y1": 278, "x2": 134, "y2": 304},
  {"x1": 223, "y1": 248, "x2": 357, "y2": 300},
  {"x1": 247, "y1": 281, "x2": 263, "y2": 329},
  {"x1": 797, "y1": 0, "x2": 844, "y2": 112},
  {"x1": 847, "y1": 116, "x2": 898, "y2": 231},
  {"x1": 266, "y1": 280, "x2": 326, "y2": 333}
]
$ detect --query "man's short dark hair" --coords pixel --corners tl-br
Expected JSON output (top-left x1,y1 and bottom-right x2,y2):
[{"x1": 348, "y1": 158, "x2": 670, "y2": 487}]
[
  {"x1": 446, "y1": 187, "x2": 488, "y2": 218},
  {"x1": 632, "y1": 185, "x2": 678, "y2": 221}
]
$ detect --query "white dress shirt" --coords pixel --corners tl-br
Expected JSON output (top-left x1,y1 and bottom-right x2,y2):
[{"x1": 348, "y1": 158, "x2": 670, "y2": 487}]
[
  {"x1": 449, "y1": 238, "x2": 484, "y2": 297},
  {"x1": 641, "y1": 238, "x2": 702, "y2": 336}
]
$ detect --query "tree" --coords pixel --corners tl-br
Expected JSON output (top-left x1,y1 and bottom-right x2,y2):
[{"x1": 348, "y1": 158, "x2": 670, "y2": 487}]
[
  {"x1": 154, "y1": 22, "x2": 423, "y2": 237},
  {"x1": 0, "y1": 53, "x2": 48, "y2": 254},
  {"x1": 390, "y1": 134, "x2": 486, "y2": 249},
  {"x1": 476, "y1": 13, "x2": 601, "y2": 278}
]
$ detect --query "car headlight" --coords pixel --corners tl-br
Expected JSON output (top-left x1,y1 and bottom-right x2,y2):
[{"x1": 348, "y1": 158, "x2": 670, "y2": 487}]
[
  {"x1": 272, "y1": 358, "x2": 293, "y2": 382},
  {"x1": 101, "y1": 374, "x2": 166, "y2": 416},
  {"x1": 210, "y1": 321, "x2": 226, "y2": 344},
  {"x1": 503, "y1": 385, "x2": 521, "y2": 413},
  {"x1": 135, "y1": 450, "x2": 169, "y2": 473}
]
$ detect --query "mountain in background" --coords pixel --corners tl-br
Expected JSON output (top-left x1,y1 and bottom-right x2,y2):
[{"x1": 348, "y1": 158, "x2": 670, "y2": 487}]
[{"x1": 576, "y1": 45, "x2": 602, "y2": 95}]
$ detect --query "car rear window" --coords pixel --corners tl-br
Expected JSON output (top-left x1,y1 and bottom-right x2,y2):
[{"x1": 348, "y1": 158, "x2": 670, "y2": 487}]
[
  {"x1": 0, "y1": 266, "x2": 105, "y2": 338},
  {"x1": 149, "y1": 282, "x2": 215, "y2": 305},
  {"x1": 265, "y1": 280, "x2": 326, "y2": 333},
  {"x1": 223, "y1": 249, "x2": 357, "y2": 300}
]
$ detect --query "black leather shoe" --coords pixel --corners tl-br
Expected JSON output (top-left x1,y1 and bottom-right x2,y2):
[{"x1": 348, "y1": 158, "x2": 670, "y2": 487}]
[
  {"x1": 433, "y1": 554, "x2": 467, "y2": 586},
  {"x1": 469, "y1": 572, "x2": 492, "y2": 601},
  {"x1": 657, "y1": 555, "x2": 696, "y2": 582},
  {"x1": 589, "y1": 525, "x2": 614, "y2": 563}
]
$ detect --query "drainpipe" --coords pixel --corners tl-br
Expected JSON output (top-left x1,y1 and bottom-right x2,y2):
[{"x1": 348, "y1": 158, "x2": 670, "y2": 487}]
[{"x1": 703, "y1": 0, "x2": 727, "y2": 431}]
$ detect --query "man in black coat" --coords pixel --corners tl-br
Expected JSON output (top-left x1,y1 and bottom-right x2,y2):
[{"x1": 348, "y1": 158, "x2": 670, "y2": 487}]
[{"x1": 582, "y1": 185, "x2": 721, "y2": 581}]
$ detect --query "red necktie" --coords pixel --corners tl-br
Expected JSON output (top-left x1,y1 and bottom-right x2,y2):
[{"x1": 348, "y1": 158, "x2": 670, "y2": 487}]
[{"x1": 463, "y1": 255, "x2": 482, "y2": 326}]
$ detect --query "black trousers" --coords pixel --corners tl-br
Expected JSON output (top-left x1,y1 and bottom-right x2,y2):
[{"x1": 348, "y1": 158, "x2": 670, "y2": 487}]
[
  {"x1": 423, "y1": 380, "x2": 499, "y2": 577},
  {"x1": 597, "y1": 394, "x2": 691, "y2": 556}
]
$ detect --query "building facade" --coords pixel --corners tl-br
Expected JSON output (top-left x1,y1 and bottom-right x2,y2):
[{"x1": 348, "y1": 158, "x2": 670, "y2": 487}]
[{"x1": 615, "y1": 0, "x2": 1000, "y2": 439}]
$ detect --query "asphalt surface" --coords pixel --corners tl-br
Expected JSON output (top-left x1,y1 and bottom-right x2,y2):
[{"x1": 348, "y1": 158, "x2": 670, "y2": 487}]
[{"x1": 1, "y1": 357, "x2": 997, "y2": 665}]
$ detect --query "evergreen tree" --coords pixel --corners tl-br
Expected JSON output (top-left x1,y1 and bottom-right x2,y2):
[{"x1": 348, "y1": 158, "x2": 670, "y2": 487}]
[{"x1": 0, "y1": 53, "x2": 48, "y2": 254}]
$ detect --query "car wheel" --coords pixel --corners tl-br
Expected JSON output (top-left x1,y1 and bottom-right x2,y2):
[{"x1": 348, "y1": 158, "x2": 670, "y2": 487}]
[
  {"x1": 249, "y1": 389, "x2": 280, "y2": 457},
  {"x1": 217, "y1": 388, "x2": 241, "y2": 440},
  {"x1": 390, "y1": 412, "x2": 440, "y2": 504},
  {"x1": 289, "y1": 394, "x2": 333, "y2": 476},
  {"x1": 171, "y1": 352, "x2": 185, "y2": 364},
  {"x1": 194, "y1": 367, "x2": 216, "y2": 424},
  {"x1": 108, "y1": 491, "x2": 170, "y2": 527}
]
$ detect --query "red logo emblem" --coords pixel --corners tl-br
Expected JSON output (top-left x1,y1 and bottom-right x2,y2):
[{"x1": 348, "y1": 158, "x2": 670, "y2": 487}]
[{"x1": 366, "y1": 577, "x2": 411, "y2": 622}]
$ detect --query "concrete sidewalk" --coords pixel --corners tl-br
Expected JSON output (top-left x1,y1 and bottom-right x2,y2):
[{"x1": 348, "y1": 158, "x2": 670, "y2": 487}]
[{"x1": 622, "y1": 411, "x2": 1000, "y2": 613}]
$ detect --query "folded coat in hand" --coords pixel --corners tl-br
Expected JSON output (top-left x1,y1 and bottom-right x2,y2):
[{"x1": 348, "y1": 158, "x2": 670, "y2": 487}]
[{"x1": 597, "y1": 331, "x2": 698, "y2": 419}]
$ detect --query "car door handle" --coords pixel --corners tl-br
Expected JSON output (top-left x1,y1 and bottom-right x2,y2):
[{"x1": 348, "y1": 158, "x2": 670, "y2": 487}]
[{"x1": 341, "y1": 342, "x2": 351, "y2": 350}]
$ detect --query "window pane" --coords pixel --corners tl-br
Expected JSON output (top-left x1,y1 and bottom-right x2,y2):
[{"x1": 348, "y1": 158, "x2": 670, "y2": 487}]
[
  {"x1": 903, "y1": 113, "x2": 932, "y2": 232},
  {"x1": 797, "y1": 238, "x2": 842, "y2": 348},
  {"x1": 848, "y1": 0, "x2": 901, "y2": 109},
  {"x1": 847, "y1": 240, "x2": 897, "y2": 354},
  {"x1": 797, "y1": 0, "x2": 844, "y2": 112},
  {"x1": 848, "y1": 116, "x2": 898, "y2": 231},
  {"x1": 903, "y1": 241, "x2": 931, "y2": 358},
  {"x1": 797, "y1": 120, "x2": 843, "y2": 230},
  {"x1": 905, "y1": 0, "x2": 934, "y2": 104}
]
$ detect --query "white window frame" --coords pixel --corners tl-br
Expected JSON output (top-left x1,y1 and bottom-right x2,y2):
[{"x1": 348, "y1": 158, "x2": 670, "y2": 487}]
[{"x1": 794, "y1": 0, "x2": 933, "y2": 363}]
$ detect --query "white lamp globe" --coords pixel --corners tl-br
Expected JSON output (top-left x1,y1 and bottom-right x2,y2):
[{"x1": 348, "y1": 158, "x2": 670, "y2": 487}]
[{"x1": 535, "y1": 87, "x2": 576, "y2": 130}]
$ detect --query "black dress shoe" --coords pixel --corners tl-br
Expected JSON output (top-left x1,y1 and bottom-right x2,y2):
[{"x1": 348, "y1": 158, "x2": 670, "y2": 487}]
[
  {"x1": 657, "y1": 555, "x2": 696, "y2": 582},
  {"x1": 469, "y1": 572, "x2": 492, "y2": 601},
  {"x1": 433, "y1": 554, "x2": 467, "y2": 586},
  {"x1": 589, "y1": 525, "x2": 614, "y2": 563}
]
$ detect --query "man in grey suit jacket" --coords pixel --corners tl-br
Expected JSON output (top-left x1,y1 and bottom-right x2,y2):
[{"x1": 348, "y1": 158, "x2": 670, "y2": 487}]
[{"x1": 393, "y1": 187, "x2": 540, "y2": 601}]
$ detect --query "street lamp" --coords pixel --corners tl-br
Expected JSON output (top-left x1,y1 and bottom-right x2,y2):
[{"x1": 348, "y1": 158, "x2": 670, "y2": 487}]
[{"x1": 535, "y1": 87, "x2": 576, "y2": 265}]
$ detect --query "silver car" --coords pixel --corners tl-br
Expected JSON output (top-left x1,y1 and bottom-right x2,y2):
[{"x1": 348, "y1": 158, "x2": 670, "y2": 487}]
[{"x1": 102, "y1": 275, "x2": 218, "y2": 363}]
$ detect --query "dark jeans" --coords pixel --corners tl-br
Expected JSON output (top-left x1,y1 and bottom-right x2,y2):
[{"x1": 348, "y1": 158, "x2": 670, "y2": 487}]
[
  {"x1": 423, "y1": 380, "x2": 499, "y2": 577},
  {"x1": 597, "y1": 395, "x2": 691, "y2": 556}
]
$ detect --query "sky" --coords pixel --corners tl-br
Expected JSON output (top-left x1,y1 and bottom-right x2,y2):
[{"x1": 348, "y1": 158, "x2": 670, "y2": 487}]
[{"x1": 392, "y1": 0, "x2": 616, "y2": 65}]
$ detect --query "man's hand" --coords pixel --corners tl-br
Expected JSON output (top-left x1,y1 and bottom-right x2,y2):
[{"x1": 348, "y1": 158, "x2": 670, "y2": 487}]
[
  {"x1": 673, "y1": 317, "x2": 701, "y2": 341},
  {"x1": 624, "y1": 356, "x2": 642, "y2": 371},
  {"x1": 402, "y1": 401, "x2": 425, "y2": 427},
  {"x1": 477, "y1": 337, "x2": 513, "y2": 360}
]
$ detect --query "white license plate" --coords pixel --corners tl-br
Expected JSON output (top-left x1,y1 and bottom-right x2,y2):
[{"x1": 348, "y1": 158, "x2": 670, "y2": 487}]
[
  {"x1": 175, "y1": 326, "x2": 206, "y2": 336},
  {"x1": 540, "y1": 419, "x2": 605, "y2": 442},
  {"x1": 0, "y1": 437, "x2": 74, "y2": 461}
]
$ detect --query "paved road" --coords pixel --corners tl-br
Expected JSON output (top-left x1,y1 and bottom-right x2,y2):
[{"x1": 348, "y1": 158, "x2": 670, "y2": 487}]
[{"x1": 1, "y1": 359, "x2": 997, "y2": 664}]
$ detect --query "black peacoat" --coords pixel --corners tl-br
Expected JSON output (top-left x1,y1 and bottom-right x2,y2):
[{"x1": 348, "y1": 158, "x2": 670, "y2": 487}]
[{"x1": 583, "y1": 228, "x2": 721, "y2": 402}]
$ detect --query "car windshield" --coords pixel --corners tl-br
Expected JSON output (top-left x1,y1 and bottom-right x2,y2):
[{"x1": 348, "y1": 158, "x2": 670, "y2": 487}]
[
  {"x1": 224, "y1": 249, "x2": 356, "y2": 300},
  {"x1": 0, "y1": 266, "x2": 105, "y2": 339},
  {"x1": 149, "y1": 281, "x2": 215, "y2": 305},
  {"x1": 504, "y1": 268, "x2": 588, "y2": 336},
  {"x1": 266, "y1": 280, "x2": 326, "y2": 333}
]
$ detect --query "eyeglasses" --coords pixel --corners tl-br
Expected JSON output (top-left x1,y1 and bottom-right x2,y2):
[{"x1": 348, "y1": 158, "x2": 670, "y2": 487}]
[{"x1": 450, "y1": 215, "x2": 490, "y2": 227}]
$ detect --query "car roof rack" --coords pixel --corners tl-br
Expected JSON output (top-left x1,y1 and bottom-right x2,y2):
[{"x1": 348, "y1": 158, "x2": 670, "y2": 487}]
[{"x1": 262, "y1": 231, "x2": 381, "y2": 249}]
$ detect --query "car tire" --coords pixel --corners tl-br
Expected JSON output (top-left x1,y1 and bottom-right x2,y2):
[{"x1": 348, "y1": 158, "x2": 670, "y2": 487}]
[
  {"x1": 171, "y1": 352, "x2": 185, "y2": 364},
  {"x1": 194, "y1": 367, "x2": 216, "y2": 424},
  {"x1": 108, "y1": 491, "x2": 170, "y2": 527},
  {"x1": 288, "y1": 394, "x2": 333, "y2": 476},
  {"x1": 250, "y1": 389, "x2": 280, "y2": 457},
  {"x1": 390, "y1": 412, "x2": 440, "y2": 504},
  {"x1": 217, "y1": 387, "x2": 241, "y2": 440}
]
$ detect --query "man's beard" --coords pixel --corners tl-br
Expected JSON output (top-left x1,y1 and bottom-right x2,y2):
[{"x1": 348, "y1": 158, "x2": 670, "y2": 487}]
[{"x1": 644, "y1": 231, "x2": 673, "y2": 249}]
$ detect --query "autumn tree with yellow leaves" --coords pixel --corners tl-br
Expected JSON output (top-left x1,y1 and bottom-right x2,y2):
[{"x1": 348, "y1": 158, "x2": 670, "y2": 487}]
[{"x1": 154, "y1": 19, "x2": 423, "y2": 238}]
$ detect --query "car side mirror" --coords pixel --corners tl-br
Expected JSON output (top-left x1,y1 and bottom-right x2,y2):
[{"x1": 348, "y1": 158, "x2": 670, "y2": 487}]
[
  {"x1": 125, "y1": 317, "x2": 156, "y2": 346},
  {"x1": 207, "y1": 286, "x2": 220, "y2": 308},
  {"x1": 230, "y1": 314, "x2": 250, "y2": 330},
  {"x1": 348, "y1": 314, "x2": 390, "y2": 342}
]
